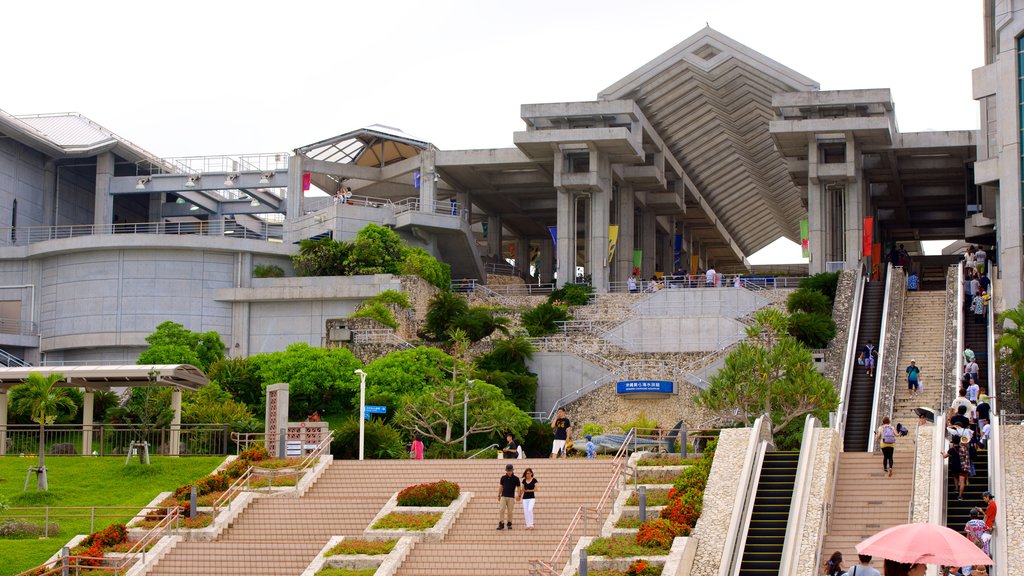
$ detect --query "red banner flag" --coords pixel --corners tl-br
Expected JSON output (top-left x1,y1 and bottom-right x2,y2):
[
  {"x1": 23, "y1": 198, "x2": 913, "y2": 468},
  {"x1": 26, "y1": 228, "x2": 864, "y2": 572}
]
[
  {"x1": 862, "y1": 217, "x2": 873, "y2": 258},
  {"x1": 302, "y1": 173, "x2": 312, "y2": 191}
]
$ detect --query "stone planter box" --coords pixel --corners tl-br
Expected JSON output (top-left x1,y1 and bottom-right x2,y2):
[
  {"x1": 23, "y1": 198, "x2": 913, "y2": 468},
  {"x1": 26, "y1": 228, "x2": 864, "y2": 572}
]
[
  {"x1": 635, "y1": 466, "x2": 688, "y2": 483},
  {"x1": 363, "y1": 491, "x2": 472, "y2": 542},
  {"x1": 301, "y1": 535, "x2": 418, "y2": 576},
  {"x1": 560, "y1": 535, "x2": 697, "y2": 576}
]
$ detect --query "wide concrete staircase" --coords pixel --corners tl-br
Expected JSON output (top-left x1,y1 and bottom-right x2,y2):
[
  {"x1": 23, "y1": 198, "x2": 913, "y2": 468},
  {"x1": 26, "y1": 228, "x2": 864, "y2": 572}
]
[
  {"x1": 891, "y1": 290, "x2": 946, "y2": 431},
  {"x1": 146, "y1": 459, "x2": 618, "y2": 576},
  {"x1": 820, "y1": 451, "x2": 913, "y2": 573}
]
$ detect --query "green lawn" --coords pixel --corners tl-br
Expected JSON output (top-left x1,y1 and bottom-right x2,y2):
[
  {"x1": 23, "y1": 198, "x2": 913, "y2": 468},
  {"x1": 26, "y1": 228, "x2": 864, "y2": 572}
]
[{"x1": 0, "y1": 456, "x2": 224, "y2": 576}]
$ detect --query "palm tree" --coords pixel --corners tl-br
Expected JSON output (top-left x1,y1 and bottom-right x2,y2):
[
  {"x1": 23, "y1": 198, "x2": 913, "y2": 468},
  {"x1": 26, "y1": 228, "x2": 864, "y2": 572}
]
[
  {"x1": 10, "y1": 372, "x2": 76, "y2": 491},
  {"x1": 997, "y1": 304, "x2": 1024, "y2": 400}
]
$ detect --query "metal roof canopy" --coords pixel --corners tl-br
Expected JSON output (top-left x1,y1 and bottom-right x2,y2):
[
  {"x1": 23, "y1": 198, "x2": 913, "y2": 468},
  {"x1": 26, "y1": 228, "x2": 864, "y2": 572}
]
[{"x1": 0, "y1": 365, "x2": 208, "y2": 392}]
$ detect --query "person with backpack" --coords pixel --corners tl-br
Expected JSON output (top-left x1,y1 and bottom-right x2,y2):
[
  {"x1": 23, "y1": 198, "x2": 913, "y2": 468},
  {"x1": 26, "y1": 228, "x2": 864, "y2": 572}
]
[{"x1": 876, "y1": 416, "x2": 898, "y2": 477}]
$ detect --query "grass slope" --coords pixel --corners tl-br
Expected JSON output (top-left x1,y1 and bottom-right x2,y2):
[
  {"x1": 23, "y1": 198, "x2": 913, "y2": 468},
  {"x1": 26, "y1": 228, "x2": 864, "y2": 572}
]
[{"x1": 0, "y1": 456, "x2": 224, "y2": 576}]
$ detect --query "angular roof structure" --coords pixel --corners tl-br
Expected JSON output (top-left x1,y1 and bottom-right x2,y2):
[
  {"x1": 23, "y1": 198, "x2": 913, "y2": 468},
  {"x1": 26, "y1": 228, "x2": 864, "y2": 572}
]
[
  {"x1": 599, "y1": 27, "x2": 819, "y2": 257},
  {"x1": 0, "y1": 109, "x2": 165, "y2": 165},
  {"x1": 0, "y1": 364, "x2": 209, "y2": 391}
]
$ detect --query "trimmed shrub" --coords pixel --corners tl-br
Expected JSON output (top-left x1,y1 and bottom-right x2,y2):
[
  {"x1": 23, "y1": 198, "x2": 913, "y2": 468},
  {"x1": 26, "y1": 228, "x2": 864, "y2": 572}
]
[
  {"x1": 238, "y1": 445, "x2": 270, "y2": 464},
  {"x1": 396, "y1": 480, "x2": 460, "y2": 507},
  {"x1": 548, "y1": 283, "x2": 593, "y2": 306},
  {"x1": 399, "y1": 247, "x2": 451, "y2": 290},
  {"x1": 788, "y1": 312, "x2": 837, "y2": 348},
  {"x1": 660, "y1": 487, "x2": 703, "y2": 528},
  {"x1": 0, "y1": 519, "x2": 59, "y2": 539},
  {"x1": 253, "y1": 264, "x2": 285, "y2": 278},
  {"x1": 351, "y1": 302, "x2": 398, "y2": 329},
  {"x1": 626, "y1": 559, "x2": 663, "y2": 576},
  {"x1": 332, "y1": 417, "x2": 406, "y2": 459},
  {"x1": 786, "y1": 289, "x2": 831, "y2": 315},
  {"x1": 798, "y1": 272, "x2": 839, "y2": 304},
  {"x1": 81, "y1": 523, "x2": 128, "y2": 549}
]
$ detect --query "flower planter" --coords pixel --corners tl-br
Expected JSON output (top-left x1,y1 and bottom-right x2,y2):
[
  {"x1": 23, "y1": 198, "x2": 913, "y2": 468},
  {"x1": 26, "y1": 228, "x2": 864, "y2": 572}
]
[
  {"x1": 301, "y1": 535, "x2": 418, "y2": 576},
  {"x1": 363, "y1": 491, "x2": 471, "y2": 542}
]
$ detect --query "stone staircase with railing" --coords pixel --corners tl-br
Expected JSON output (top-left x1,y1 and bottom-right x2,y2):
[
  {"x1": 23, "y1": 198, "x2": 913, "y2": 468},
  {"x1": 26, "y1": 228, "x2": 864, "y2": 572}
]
[
  {"x1": 145, "y1": 459, "x2": 620, "y2": 576},
  {"x1": 891, "y1": 290, "x2": 946, "y2": 431}
]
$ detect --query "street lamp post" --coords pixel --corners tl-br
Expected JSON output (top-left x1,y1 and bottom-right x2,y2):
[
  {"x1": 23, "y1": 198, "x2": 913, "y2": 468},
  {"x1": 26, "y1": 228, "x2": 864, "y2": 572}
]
[
  {"x1": 355, "y1": 369, "x2": 368, "y2": 460},
  {"x1": 463, "y1": 380, "x2": 476, "y2": 453}
]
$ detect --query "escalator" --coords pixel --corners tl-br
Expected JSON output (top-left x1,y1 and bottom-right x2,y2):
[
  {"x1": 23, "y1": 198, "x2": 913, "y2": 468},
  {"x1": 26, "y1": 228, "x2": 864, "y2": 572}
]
[
  {"x1": 738, "y1": 451, "x2": 799, "y2": 575},
  {"x1": 946, "y1": 448, "x2": 988, "y2": 531},
  {"x1": 844, "y1": 281, "x2": 884, "y2": 452},
  {"x1": 964, "y1": 310, "x2": 989, "y2": 395}
]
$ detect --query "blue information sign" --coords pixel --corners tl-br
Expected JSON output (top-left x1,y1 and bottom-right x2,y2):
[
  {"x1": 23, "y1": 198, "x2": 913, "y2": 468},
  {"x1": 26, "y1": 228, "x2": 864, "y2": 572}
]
[
  {"x1": 615, "y1": 380, "x2": 674, "y2": 395},
  {"x1": 363, "y1": 405, "x2": 387, "y2": 420}
]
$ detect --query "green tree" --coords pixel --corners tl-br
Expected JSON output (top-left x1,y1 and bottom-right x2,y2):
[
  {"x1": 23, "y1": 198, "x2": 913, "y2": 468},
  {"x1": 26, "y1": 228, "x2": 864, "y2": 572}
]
[
  {"x1": 181, "y1": 383, "x2": 260, "y2": 435},
  {"x1": 997, "y1": 303, "x2": 1024, "y2": 401},
  {"x1": 247, "y1": 343, "x2": 362, "y2": 417},
  {"x1": 695, "y1": 309, "x2": 838, "y2": 433},
  {"x1": 521, "y1": 302, "x2": 571, "y2": 337},
  {"x1": 476, "y1": 336, "x2": 536, "y2": 373},
  {"x1": 798, "y1": 272, "x2": 839, "y2": 305},
  {"x1": 351, "y1": 302, "x2": 399, "y2": 329},
  {"x1": 422, "y1": 291, "x2": 470, "y2": 341},
  {"x1": 346, "y1": 223, "x2": 406, "y2": 274},
  {"x1": 786, "y1": 289, "x2": 832, "y2": 315},
  {"x1": 10, "y1": 373, "x2": 77, "y2": 490},
  {"x1": 787, "y1": 312, "x2": 837, "y2": 348},
  {"x1": 364, "y1": 346, "x2": 454, "y2": 408},
  {"x1": 107, "y1": 386, "x2": 174, "y2": 444},
  {"x1": 399, "y1": 247, "x2": 452, "y2": 289},
  {"x1": 291, "y1": 237, "x2": 350, "y2": 276},
  {"x1": 475, "y1": 336, "x2": 538, "y2": 411},
  {"x1": 207, "y1": 356, "x2": 263, "y2": 410},
  {"x1": 395, "y1": 380, "x2": 531, "y2": 447},
  {"x1": 138, "y1": 321, "x2": 225, "y2": 372}
]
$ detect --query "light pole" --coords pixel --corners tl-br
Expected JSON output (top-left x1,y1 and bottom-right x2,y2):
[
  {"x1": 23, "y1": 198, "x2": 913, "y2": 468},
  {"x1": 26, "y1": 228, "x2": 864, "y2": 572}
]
[
  {"x1": 355, "y1": 369, "x2": 368, "y2": 460},
  {"x1": 463, "y1": 379, "x2": 476, "y2": 453}
]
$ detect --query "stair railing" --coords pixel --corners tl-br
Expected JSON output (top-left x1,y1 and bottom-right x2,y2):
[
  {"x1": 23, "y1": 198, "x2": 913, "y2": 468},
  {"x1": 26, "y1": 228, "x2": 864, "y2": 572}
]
[
  {"x1": 879, "y1": 267, "x2": 907, "y2": 430},
  {"x1": 868, "y1": 263, "x2": 898, "y2": 452},
  {"x1": 721, "y1": 414, "x2": 770, "y2": 576},
  {"x1": 987, "y1": 264, "x2": 997, "y2": 406},
  {"x1": 927, "y1": 412, "x2": 948, "y2": 528},
  {"x1": 466, "y1": 443, "x2": 498, "y2": 459},
  {"x1": 990, "y1": 412, "x2": 1008, "y2": 576},
  {"x1": 949, "y1": 263, "x2": 964, "y2": 415},
  {"x1": 532, "y1": 428, "x2": 637, "y2": 574},
  {"x1": 727, "y1": 438, "x2": 768, "y2": 576}
]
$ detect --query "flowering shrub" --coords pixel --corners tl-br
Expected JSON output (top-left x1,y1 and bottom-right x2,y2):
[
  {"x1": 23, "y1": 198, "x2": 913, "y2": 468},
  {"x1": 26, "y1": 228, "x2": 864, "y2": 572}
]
[
  {"x1": 371, "y1": 512, "x2": 441, "y2": 530},
  {"x1": 238, "y1": 445, "x2": 269, "y2": 463},
  {"x1": 81, "y1": 523, "x2": 128, "y2": 549},
  {"x1": 625, "y1": 488, "x2": 672, "y2": 507},
  {"x1": 636, "y1": 518, "x2": 687, "y2": 550},
  {"x1": 174, "y1": 473, "x2": 231, "y2": 499},
  {"x1": 659, "y1": 487, "x2": 702, "y2": 528},
  {"x1": 325, "y1": 538, "x2": 398, "y2": 556},
  {"x1": 69, "y1": 542, "x2": 104, "y2": 566},
  {"x1": 626, "y1": 559, "x2": 662, "y2": 576},
  {"x1": 396, "y1": 480, "x2": 460, "y2": 507},
  {"x1": 586, "y1": 535, "x2": 665, "y2": 558}
]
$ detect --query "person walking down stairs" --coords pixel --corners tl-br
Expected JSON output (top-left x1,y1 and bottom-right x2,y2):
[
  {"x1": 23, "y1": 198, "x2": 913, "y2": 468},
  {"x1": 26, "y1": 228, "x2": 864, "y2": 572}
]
[{"x1": 497, "y1": 463, "x2": 520, "y2": 530}]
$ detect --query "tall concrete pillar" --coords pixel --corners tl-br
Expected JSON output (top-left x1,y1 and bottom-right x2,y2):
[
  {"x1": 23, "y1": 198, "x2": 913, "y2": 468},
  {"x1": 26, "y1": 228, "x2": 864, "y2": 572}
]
[
  {"x1": 556, "y1": 188, "x2": 575, "y2": 287},
  {"x1": 148, "y1": 194, "x2": 162, "y2": 224},
  {"x1": 487, "y1": 215, "x2": 503, "y2": 259},
  {"x1": 614, "y1": 185, "x2": 636, "y2": 284},
  {"x1": 0, "y1": 391, "x2": 7, "y2": 456},
  {"x1": 82, "y1": 390, "x2": 94, "y2": 456},
  {"x1": 539, "y1": 238, "x2": 554, "y2": 284},
  {"x1": 588, "y1": 189, "x2": 610, "y2": 291},
  {"x1": 516, "y1": 237, "x2": 530, "y2": 275},
  {"x1": 169, "y1": 388, "x2": 182, "y2": 456},
  {"x1": 286, "y1": 155, "x2": 305, "y2": 218},
  {"x1": 418, "y1": 149, "x2": 437, "y2": 213},
  {"x1": 94, "y1": 152, "x2": 114, "y2": 226},
  {"x1": 806, "y1": 180, "x2": 826, "y2": 274},
  {"x1": 456, "y1": 190, "x2": 470, "y2": 222},
  {"x1": 641, "y1": 209, "x2": 657, "y2": 279},
  {"x1": 660, "y1": 230, "x2": 674, "y2": 276},
  {"x1": 844, "y1": 178, "x2": 864, "y2": 267},
  {"x1": 42, "y1": 160, "x2": 56, "y2": 227}
]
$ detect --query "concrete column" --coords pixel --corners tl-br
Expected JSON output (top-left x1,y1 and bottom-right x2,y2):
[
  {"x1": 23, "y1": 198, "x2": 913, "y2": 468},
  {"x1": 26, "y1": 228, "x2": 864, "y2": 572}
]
[
  {"x1": 148, "y1": 194, "x2": 162, "y2": 224},
  {"x1": 539, "y1": 238, "x2": 554, "y2": 284},
  {"x1": 169, "y1": 388, "x2": 182, "y2": 456},
  {"x1": 588, "y1": 190, "x2": 610, "y2": 292},
  {"x1": 42, "y1": 160, "x2": 56, "y2": 227},
  {"x1": 614, "y1": 185, "x2": 636, "y2": 284},
  {"x1": 660, "y1": 231, "x2": 674, "y2": 276},
  {"x1": 0, "y1": 391, "x2": 7, "y2": 456},
  {"x1": 264, "y1": 383, "x2": 290, "y2": 457},
  {"x1": 487, "y1": 215, "x2": 503, "y2": 259},
  {"x1": 418, "y1": 149, "x2": 437, "y2": 213},
  {"x1": 516, "y1": 236, "x2": 530, "y2": 275},
  {"x1": 286, "y1": 155, "x2": 305, "y2": 219},
  {"x1": 806, "y1": 180, "x2": 826, "y2": 274},
  {"x1": 556, "y1": 188, "x2": 575, "y2": 287},
  {"x1": 93, "y1": 152, "x2": 114, "y2": 226},
  {"x1": 641, "y1": 209, "x2": 656, "y2": 279},
  {"x1": 82, "y1": 390, "x2": 94, "y2": 456},
  {"x1": 456, "y1": 190, "x2": 470, "y2": 222}
]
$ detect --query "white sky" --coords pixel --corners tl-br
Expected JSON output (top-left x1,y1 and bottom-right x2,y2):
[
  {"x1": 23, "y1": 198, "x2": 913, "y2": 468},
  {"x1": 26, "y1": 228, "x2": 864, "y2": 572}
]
[{"x1": 1, "y1": 0, "x2": 983, "y2": 262}]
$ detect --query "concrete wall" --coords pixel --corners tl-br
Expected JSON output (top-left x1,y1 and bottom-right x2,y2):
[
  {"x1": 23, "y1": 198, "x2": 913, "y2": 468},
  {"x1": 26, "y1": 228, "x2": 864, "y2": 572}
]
[
  {"x1": 528, "y1": 351, "x2": 606, "y2": 413},
  {"x1": 605, "y1": 316, "x2": 746, "y2": 352},
  {"x1": 247, "y1": 300, "x2": 357, "y2": 354},
  {"x1": 55, "y1": 165, "x2": 95, "y2": 226},
  {"x1": 36, "y1": 248, "x2": 235, "y2": 353},
  {"x1": 0, "y1": 138, "x2": 47, "y2": 228},
  {"x1": 634, "y1": 286, "x2": 768, "y2": 317}
]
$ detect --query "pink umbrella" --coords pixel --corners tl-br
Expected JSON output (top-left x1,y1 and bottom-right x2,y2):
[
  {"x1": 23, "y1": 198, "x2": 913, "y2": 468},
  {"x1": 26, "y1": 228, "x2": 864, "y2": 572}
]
[{"x1": 856, "y1": 523, "x2": 992, "y2": 566}]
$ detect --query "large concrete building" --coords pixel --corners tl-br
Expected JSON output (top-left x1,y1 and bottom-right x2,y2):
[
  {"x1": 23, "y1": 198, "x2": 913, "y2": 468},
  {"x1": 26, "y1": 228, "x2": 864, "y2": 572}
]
[{"x1": 0, "y1": 19, "x2": 1012, "y2": 365}]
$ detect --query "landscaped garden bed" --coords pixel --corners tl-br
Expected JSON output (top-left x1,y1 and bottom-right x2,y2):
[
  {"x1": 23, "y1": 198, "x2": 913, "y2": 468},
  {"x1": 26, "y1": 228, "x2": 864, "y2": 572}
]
[
  {"x1": 302, "y1": 535, "x2": 416, "y2": 576},
  {"x1": 316, "y1": 569, "x2": 378, "y2": 576},
  {"x1": 624, "y1": 489, "x2": 672, "y2": 507},
  {"x1": 362, "y1": 480, "x2": 470, "y2": 542},
  {"x1": 371, "y1": 512, "x2": 441, "y2": 531},
  {"x1": 325, "y1": 538, "x2": 397, "y2": 556},
  {"x1": 634, "y1": 467, "x2": 689, "y2": 484}
]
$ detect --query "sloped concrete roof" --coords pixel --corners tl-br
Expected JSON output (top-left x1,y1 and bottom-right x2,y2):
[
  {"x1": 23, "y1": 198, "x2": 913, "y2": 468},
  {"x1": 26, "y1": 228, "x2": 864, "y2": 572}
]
[
  {"x1": 0, "y1": 364, "x2": 208, "y2": 391},
  {"x1": 599, "y1": 27, "x2": 819, "y2": 257}
]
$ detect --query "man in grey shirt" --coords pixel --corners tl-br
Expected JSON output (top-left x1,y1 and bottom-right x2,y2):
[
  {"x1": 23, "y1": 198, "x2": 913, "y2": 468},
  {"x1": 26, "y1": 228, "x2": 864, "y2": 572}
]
[{"x1": 845, "y1": 554, "x2": 881, "y2": 576}]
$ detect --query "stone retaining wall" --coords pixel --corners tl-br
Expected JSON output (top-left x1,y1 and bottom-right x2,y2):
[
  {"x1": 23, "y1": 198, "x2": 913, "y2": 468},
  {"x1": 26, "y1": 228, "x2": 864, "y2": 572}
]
[
  {"x1": 795, "y1": 427, "x2": 837, "y2": 576},
  {"x1": 688, "y1": 427, "x2": 753, "y2": 576},
  {"x1": 564, "y1": 381, "x2": 715, "y2": 434},
  {"x1": 825, "y1": 270, "x2": 856, "y2": 388},
  {"x1": 875, "y1": 268, "x2": 906, "y2": 431},
  {"x1": 1001, "y1": 425, "x2": 1024, "y2": 570},
  {"x1": 910, "y1": 423, "x2": 934, "y2": 523},
  {"x1": 943, "y1": 266, "x2": 958, "y2": 402}
]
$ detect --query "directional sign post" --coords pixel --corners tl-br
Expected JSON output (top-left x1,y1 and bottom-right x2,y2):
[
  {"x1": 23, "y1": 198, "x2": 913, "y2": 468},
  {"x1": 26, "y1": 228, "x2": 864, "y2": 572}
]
[{"x1": 364, "y1": 405, "x2": 386, "y2": 420}]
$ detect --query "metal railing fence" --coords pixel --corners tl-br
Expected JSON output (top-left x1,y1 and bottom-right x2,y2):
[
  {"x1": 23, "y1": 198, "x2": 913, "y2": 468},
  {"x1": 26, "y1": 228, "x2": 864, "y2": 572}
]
[
  {"x1": 0, "y1": 424, "x2": 231, "y2": 456},
  {"x1": 0, "y1": 219, "x2": 284, "y2": 247}
]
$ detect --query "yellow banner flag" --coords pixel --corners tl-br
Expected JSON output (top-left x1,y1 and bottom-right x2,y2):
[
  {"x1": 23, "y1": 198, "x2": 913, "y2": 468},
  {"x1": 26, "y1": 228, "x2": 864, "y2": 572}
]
[{"x1": 607, "y1": 225, "x2": 619, "y2": 266}]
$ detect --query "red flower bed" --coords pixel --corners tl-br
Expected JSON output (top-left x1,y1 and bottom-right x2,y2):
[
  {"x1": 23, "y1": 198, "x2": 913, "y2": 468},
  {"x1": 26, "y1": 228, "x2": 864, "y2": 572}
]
[
  {"x1": 396, "y1": 480, "x2": 460, "y2": 507},
  {"x1": 635, "y1": 518, "x2": 689, "y2": 550},
  {"x1": 626, "y1": 559, "x2": 661, "y2": 576},
  {"x1": 659, "y1": 487, "x2": 703, "y2": 528},
  {"x1": 81, "y1": 523, "x2": 128, "y2": 549}
]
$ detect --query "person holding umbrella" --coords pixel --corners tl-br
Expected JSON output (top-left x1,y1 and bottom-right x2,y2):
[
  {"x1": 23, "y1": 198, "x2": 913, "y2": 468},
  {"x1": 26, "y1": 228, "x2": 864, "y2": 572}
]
[{"x1": 856, "y1": 522, "x2": 991, "y2": 573}]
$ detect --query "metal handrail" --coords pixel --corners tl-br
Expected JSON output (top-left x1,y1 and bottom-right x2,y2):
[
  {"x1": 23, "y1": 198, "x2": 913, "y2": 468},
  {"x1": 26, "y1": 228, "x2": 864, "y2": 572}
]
[
  {"x1": 466, "y1": 443, "x2": 499, "y2": 459},
  {"x1": 778, "y1": 415, "x2": 819, "y2": 575},
  {"x1": 990, "y1": 412, "x2": 1007, "y2": 576},
  {"x1": 538, "y1": 428, "x2": 637, "y2": 571},
  {"x1": 950, "y1": 263, "x2": 964, "y2": 415},
  {"x1": 118, "y1": 506, "x2": 180, "y2": 570},
  {"x1": 0, "y1": 347, "x2": 30, "y2": 367},
  {"x1": 0, "y1": 218, "x2": 284, "y2": 247}
]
